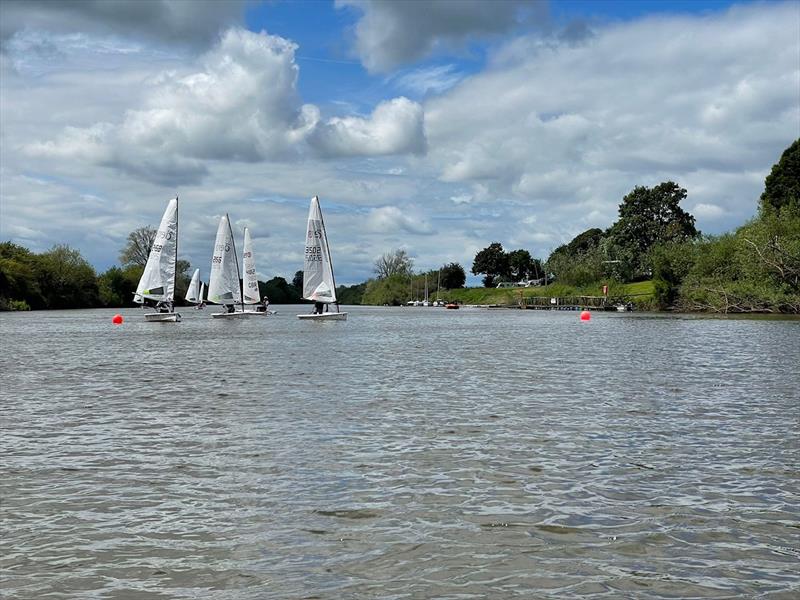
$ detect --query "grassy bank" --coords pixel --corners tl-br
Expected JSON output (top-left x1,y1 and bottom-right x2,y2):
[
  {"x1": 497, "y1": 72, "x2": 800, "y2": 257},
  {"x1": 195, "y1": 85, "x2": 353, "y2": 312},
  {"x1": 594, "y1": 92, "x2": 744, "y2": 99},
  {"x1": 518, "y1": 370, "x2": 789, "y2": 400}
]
[{"x1": 436, "y1": 280, "x2": 656, "y2": 309}]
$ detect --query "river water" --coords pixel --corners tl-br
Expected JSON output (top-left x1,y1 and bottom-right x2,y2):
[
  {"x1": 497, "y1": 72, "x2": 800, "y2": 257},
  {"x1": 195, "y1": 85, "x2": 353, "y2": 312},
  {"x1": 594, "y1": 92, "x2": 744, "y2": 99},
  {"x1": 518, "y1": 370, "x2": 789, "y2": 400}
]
[{"x1": 1, "y1": 306, "x2": 798, "y2": 599}]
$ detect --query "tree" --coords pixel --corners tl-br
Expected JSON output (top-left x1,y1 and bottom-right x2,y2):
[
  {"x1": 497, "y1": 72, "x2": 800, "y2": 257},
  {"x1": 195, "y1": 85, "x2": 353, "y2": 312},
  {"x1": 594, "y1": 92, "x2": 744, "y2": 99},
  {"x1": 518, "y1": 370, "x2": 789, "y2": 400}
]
[
  {"x1": 292, "y1": 270, "x2": 304, "y2": 291},
  {"x1": 119, "y1": 225, "x2": 157, "y2": 268},
  {"x1": 440, "y1": 262, "x2": 466, "y2": 289},
  {"x1": 471, "y1": 242, "x2": 510, "y2": 287},
  {"x1": 507, "y1": 249, "x2": 543, "y2": 281},
  {"x1": 374, "y1": 249, "x2": 414, "y2": 279},
  {"x1": 606, "y1": 182, "x2": 698, "y2": 278},
  {"x1": 362, "y1": 274, "x2": 411, "y2": 305},
  {"x1": 760, "y1": 139, "x2": 800, "y2": 214},
  {"x1": 260, "y1": 276, "x2": 302, "y2": 303},
  {"x1": 35, "y1": 244, "x2": 100, "y2": 309},
  {"x1": 545, "y1": 228, "x2": 605, "y2": 285}
]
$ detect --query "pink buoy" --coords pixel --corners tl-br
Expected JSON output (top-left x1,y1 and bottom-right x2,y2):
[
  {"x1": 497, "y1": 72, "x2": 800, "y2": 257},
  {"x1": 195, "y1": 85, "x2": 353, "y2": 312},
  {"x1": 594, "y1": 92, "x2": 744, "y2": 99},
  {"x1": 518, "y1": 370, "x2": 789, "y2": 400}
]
[
  {"x1": 112, "y1": 314, "x2": 123, "y2": 325},
  {"x1": 580, "y1": 310, "x2": 591, "y2": 321}
]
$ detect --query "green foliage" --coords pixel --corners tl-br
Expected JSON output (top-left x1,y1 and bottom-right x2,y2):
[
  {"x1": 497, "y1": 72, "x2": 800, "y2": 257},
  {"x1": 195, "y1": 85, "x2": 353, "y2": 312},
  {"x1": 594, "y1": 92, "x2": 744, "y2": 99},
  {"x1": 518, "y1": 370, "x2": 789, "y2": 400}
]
[
  {"x1": 292, "y1": 270, "x2": 303, "y2": 291},
  {"x1": 98, "y1": 266, "x2": 135, "y2": 307},
  {"x1": 362, "y1": 274, "x2": 410, "y2": 305},
  {"x1": 260, "y1": 276, "x2": 302, "y2": 304},
  {"x1": 336, "y1": 282, "x2": 367, "y2": 305},
  {"x1": 472, "y1": 242, "x2": 510, "y2": 287},
  {"x1": 35, "y1": 245, "x2": 100, "y2": 309},
  {"x1": 546, "y1": 229, "x2": 605, "y2": 286},
  {"x1": 606, "y1": 181, "x2": 698, "y2": 278},
  {"x1": 440, "y1": 262, "x2": 466, "y2": 289},
  {"x1": 760, "y1": 139, "x2": 800, "y2": 214}
]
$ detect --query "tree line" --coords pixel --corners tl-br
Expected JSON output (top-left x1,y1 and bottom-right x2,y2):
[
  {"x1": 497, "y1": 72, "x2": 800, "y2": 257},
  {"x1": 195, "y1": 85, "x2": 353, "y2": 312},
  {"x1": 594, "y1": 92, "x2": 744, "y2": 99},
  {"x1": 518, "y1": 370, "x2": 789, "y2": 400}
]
[
  {"x1": 4, "y1": 140, "x2": 797, "y2": 313},
  {"x1": 0, "y1": 229, "x2": 309, "y2": 310}
]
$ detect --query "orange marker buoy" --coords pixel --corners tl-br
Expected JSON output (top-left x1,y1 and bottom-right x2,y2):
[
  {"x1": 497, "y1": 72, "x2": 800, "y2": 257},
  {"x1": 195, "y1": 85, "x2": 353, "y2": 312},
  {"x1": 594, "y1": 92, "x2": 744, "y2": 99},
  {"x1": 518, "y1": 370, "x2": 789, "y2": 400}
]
[
  {"x1": 112, "y1": 314, "x2": 123, "y2": 325},
  {"x1": 580, "y1": 310, "x2": 591, "y2": 321}
]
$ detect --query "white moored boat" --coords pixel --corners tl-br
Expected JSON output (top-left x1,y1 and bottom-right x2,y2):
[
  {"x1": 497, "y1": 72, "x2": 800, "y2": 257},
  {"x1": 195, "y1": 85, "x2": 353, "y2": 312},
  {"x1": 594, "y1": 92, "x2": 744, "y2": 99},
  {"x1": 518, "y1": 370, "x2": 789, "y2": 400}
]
[
  {"x1": 134, "y1": 197, "x2": 182, "y2": 322},
  {"x1": 297, "y1": 196, "x2": 347, "y2": 321}
]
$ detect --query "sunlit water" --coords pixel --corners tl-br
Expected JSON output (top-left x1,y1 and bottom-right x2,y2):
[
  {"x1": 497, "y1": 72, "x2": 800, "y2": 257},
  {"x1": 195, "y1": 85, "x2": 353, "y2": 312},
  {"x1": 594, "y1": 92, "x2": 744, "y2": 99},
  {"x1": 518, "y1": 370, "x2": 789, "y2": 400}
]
[{"x1": 1, "y1": 306, "x2": 798, "y2": 599}]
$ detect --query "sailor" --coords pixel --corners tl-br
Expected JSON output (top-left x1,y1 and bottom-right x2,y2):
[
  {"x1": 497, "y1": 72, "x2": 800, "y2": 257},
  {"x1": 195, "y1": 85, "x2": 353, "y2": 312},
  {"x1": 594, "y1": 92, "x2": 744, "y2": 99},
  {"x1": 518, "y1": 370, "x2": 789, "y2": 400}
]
[
  {"x1": 260, "y1": 296, "x2": 270, "y2": 313},
  {"x1": 313, "y1": 301, "x2": 324, "y2": 314}
]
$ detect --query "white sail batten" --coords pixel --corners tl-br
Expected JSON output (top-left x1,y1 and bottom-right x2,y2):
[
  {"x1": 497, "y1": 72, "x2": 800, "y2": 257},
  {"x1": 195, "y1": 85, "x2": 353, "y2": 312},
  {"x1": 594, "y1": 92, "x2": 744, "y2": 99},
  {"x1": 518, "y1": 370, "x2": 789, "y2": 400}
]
[
  {"x1": 208, "y1": 215, "x2": 242, "y2": 305},
  {"x1": 136, "y1": 198, "x2": 178, "y2": 302},
  {"x1": 302, "y1": 196, "x2": 337, "y2": 304},
  {"x1": 242, "y1": 227, "x2": 260, "y2": 304},
  {"x1": 185, "y1": 268, "x2": 200, "y2": 303}
]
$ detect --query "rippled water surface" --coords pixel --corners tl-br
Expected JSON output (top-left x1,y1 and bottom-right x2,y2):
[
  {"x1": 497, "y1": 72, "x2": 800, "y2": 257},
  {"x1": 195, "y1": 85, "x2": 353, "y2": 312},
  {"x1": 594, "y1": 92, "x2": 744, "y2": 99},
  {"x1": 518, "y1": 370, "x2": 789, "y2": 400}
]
[{"x1": 1, "y1": 306, "x2": 799, "y2": 599}]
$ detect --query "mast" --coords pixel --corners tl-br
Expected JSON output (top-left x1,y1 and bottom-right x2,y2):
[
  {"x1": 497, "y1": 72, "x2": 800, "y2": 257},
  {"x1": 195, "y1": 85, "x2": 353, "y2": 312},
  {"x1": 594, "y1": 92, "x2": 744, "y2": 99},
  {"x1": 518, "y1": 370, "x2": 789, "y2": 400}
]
[
  {"x1": 228, "y1": 214, "x2": 244, "y2": 312},
  {"x1": 317, "y1": 196, "x2": 340, "y2": 313},
  {"x1": 174, "y1": 195, "x2": 178, "y2": 310}
]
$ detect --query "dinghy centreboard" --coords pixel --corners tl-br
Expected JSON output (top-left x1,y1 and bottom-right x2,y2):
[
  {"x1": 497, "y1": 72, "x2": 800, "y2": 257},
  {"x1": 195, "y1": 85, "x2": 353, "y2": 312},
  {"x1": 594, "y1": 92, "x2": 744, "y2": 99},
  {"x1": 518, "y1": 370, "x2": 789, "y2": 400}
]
[{"x1": 298, "y1": 196, "x2": 347, "y2": 321}]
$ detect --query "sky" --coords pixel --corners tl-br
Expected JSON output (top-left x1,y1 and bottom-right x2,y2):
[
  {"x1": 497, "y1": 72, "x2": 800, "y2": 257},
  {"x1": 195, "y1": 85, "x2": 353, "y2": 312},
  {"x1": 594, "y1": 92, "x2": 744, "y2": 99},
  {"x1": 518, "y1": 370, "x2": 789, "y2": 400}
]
[{"x1": 1, "y1": 0, "x2": 798, "y2": 286}]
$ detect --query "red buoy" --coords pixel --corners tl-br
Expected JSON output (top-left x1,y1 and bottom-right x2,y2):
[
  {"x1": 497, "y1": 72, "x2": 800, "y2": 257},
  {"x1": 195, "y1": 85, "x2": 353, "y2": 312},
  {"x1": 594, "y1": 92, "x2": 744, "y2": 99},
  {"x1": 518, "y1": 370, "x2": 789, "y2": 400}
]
[
  {"x1": 580, "y1": 310, "x2": 591, "y2": 321},
  {"x1": 112, "y1": 314, "x2": 123, "y2": 325}
]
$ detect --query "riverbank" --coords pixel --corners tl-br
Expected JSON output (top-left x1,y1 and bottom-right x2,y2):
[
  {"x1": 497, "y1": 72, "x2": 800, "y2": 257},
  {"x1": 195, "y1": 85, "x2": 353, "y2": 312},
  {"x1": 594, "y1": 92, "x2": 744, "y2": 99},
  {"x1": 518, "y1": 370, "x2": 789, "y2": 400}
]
[{"x1": 423, "y1": 280, "x2": 657, "y2": 310}]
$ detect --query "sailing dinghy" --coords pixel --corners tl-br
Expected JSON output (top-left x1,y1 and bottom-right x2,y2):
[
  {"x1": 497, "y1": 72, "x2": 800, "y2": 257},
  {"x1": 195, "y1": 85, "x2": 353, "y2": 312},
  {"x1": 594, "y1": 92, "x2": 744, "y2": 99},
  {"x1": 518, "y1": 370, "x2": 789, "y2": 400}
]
[
  {"x1": 208, "y1": 218, "x2": 271, "y2": 318},
  {"x1": 297, "y1": 196, "x2": 347, "y2": 321},
  {"x1": 185, "y1": 268, "x2": 205, "y2": 309},
  {"x1": 134, "y1": 197, "x2": 182, "y2": 322},
  {"x1": 208, "y1": 214, "x2": 246, "y2": 318},
  {"x1": 242, "y1": 227, "x2": 275, "y2": 315}
]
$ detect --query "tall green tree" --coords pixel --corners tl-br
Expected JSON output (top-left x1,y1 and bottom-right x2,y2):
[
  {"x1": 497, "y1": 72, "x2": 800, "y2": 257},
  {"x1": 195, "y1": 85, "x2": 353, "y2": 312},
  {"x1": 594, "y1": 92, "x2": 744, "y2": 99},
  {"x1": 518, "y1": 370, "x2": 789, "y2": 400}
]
[
  {"x1": 760, "y1": 138, "x2": 800, "y2": 214},
  {"x1": 440, "y1": 262, "x2": 466, "y2": 289},
  {"x1": 606, "y1": 182, "x2": 698, "y2": 278},
  {"x1": 507, "y1": 249, "x2": 542, "y2": 281},
  {"x1": 472, "y1": 242, "x2": 510, "y2": 287}
]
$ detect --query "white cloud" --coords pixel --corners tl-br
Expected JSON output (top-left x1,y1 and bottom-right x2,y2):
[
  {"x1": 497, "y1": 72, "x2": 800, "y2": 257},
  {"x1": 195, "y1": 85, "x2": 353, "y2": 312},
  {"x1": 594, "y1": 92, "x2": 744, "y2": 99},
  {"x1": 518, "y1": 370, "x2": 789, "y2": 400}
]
[
  {"x1": 24, "y1": 28, "x2": 426, "y2": 184},
  {"x1": 337, "y1": 0, "x2": 542, "y2": 73},
  {"x1": 366, "y1": 206, "x2": 434, "y2": 235},
  {"x1": 391, "y1": 64, "x2": 465, "y2": 96},
  {"x1": 312, "y1": 97, "x2": 426, "y2": 157},
  {"x1": 424, "y1": 2, "x2": 800, "y2": 239}
]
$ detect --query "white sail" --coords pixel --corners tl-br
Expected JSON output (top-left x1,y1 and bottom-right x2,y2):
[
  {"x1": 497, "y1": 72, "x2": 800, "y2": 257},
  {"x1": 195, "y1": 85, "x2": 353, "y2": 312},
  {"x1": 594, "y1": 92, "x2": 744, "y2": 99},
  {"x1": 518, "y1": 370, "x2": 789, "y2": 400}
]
[
  {"x1": 135, "y1": 198, "x2": 178, "y2": 302},
  {"x1": 208, "y1": 214, "x2": 241, "y2": 305},
  {"x1": 185, "y1": 268, "x2": 200, "y2": 303},
  {"x1": 242, "y1": 227, "x2": 260, "y2": 304},
  {"x1": 199, "y1": 282, "x2": 205, "y2": 302},
  {"x1": 302, "y1": 196, "x2": 337, "y2": 304}
]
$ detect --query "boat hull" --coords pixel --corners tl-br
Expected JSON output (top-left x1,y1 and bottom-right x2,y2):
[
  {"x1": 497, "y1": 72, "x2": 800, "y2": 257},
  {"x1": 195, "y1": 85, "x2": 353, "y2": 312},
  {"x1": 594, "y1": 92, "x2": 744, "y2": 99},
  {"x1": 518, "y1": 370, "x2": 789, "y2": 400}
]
[
  {"x1": 212, "y1": 310, "x2": 271, "y2": 319},
  {"x1": 145, "y1": 312, "x2": 181, "y2": 322},
  {"x1": 297, "y1": 312, "x2": 348, "y2": 321}
]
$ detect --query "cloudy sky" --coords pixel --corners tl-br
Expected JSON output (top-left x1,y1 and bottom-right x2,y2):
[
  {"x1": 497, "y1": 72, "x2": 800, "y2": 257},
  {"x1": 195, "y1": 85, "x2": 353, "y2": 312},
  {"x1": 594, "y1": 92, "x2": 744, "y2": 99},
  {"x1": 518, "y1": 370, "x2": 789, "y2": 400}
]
[{"x1": 1, "y1": 0, "x2": 798, "y2": 285}]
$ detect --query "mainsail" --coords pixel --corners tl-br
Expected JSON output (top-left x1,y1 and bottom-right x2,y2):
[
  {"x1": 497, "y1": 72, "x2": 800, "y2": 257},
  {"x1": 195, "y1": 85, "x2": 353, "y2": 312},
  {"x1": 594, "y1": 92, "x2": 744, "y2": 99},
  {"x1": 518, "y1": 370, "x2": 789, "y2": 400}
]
[
  {"x1": 302, "y1": 196, "x2": 337, "y2": 304},
  {"x1": 135, "y1": 198, "x2": 178, "y2": 302},
  {"x1": 242, "y1": 227, "x2": 260, "y2": 304},
  {"x1": 199, "y1": 281, "x2": 205, "y2": 303},
  {"x1": 185, "y1": 268, "x2": 200, "y2": 303},
  {"x1": 208, "y1": 215, "x2": 241, "y2": 305}
]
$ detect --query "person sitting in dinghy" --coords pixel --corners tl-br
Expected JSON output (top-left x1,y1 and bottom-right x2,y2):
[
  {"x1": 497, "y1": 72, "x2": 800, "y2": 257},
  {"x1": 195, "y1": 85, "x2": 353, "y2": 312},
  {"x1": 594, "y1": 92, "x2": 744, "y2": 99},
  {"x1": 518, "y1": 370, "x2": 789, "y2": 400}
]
[
  {"x1": 155, "y1": 300, "x2": 172, "y2": 313},
  {"x1": 313, "y1": 301, "x2": 324, "y2": 314},
  {"x1": 258, "y1": 296, "x2": 270, "y2": 313}
]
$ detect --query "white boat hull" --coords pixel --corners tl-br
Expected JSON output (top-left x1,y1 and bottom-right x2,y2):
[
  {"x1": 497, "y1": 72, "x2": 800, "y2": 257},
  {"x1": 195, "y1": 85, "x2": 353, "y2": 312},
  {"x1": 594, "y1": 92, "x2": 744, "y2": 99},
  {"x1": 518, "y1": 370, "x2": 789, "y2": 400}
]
[
  {"x1": 145, "y1": 312, "x2": 181, "y2": 322},
  {"x1": 297, "y1": 312, "x2": 348, "y2": 321},
  {"x1": 212, "y1": 310, "x2": 271, "y2": 319}
]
